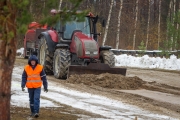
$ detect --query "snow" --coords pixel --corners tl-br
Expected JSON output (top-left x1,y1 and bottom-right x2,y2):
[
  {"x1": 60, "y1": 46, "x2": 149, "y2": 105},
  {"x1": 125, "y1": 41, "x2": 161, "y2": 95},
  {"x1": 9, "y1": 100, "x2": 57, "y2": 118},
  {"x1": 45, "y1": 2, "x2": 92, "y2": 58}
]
[
  {"x1": 115, "y1": 54, "x2": 180, "y2": 70},
  {"x1": 16, "y1": 48, "x2": 24, "y2": 57},
  {"x1": 11, "y1": 66, "x2": 177, "y2": 120},
  {"x1": 11, "y1": 68, "x2": 59, "y2": 108}
]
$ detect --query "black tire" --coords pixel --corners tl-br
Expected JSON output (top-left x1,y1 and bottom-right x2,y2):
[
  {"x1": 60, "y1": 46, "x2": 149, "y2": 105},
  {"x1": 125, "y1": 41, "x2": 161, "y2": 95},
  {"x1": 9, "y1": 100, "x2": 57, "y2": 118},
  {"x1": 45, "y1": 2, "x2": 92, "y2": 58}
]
[
  {"x1": 38, "y1": 36, "x2": 53, "y2": 75},
  {"x1": 53, "y1": 49, "x2": 71, "y2": 79},
  {"x1": 23, "y1": 49, "x2": 28, "y2": 59},
  {"x1": 100, "y1": 50, "x2": 115, "y2": 67}
]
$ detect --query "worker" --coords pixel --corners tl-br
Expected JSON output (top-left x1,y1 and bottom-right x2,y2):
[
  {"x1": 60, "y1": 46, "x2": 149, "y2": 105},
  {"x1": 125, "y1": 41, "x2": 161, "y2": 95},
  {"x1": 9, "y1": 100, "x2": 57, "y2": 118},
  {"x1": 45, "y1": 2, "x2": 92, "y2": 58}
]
[{"x1": 21, "y1": 55, "x2": 48, "y2": 118}]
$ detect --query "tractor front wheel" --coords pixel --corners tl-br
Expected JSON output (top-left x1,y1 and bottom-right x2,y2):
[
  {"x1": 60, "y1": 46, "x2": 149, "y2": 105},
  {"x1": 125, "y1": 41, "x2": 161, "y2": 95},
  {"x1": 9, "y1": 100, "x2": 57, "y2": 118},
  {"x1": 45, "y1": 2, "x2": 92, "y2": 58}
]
[
  {"x1": 53, "y1": 49, "x2": 71, "y2": 79},
  {"x1": 100, "y1": 50, "x2": 115, "y2": 67}
]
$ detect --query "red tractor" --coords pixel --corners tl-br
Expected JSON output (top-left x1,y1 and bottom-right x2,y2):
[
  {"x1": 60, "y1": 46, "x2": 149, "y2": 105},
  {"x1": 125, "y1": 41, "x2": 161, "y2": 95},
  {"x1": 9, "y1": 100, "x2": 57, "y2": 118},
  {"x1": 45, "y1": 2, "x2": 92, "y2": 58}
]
[
  {"x1": 37, "y1": 10, "x2": 126, "y2": 79},
  {"x1": 23, "y1": 22, "x2": 48, "y2": 58}
]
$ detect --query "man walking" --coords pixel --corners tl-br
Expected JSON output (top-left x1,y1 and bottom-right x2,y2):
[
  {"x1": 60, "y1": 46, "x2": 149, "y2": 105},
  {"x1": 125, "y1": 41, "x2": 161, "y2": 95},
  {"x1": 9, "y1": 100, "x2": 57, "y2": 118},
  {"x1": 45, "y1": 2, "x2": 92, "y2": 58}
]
[{"x1": 21, "y1": 55, "x2": 48, "y2": 118}]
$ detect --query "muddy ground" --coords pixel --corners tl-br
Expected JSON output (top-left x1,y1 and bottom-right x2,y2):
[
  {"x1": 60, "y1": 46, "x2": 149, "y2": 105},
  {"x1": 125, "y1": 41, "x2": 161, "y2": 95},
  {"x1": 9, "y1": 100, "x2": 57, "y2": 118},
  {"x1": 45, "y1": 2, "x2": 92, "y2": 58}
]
[{"x1": 11, "y1": 57, "x2": 180, "y2": 119}]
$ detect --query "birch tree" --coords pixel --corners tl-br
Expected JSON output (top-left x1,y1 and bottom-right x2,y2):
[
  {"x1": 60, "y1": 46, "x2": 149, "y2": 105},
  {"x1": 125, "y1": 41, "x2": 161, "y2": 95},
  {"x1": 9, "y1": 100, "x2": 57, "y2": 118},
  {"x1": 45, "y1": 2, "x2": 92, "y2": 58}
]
[
  {"x1": 166, "y1": 0, "x2": 172, "y2": 42},
  {"x1": 102, "y1": 0, "x2": 114, "y2": 46},
  {"x1": 171, "y1": 0, "x2": 176, "y2": 50},
  {"x1": 133, "y1": 0, "x2": 139, "y2": 50},
  {"x1": 158, "y1": 0, "x2": 161, "y2": 49},
  {"x1": 44, "y1": 0, "x2": 46, "y2": 9},
  {"x1": 146, "y1": 0, "x2": 151, "y2": 49},
  {"x1": 175, "y1": 2, "x2": 180, "y2": 49},
  {"x1": 59, "y1": 0, "x2": 63, "y2": 11},
  {"x1": 115, "y1": 0, "x2": 123, "y2": 49}
]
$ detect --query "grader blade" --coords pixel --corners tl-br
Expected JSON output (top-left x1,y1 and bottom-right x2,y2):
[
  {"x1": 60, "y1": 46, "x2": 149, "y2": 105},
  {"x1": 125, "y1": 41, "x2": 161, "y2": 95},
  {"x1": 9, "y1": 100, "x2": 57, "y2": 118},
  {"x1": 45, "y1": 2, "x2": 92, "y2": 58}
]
[{"x1": 68, "y1": 63, "x2": 126, "y2": 77}]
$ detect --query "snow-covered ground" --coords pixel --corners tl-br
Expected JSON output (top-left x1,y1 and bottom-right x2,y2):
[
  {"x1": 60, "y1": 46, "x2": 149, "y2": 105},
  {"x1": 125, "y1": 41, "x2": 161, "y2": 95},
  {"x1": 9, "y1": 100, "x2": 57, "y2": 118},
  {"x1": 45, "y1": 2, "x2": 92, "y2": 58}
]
[
  {"x1": 16, "y1": 48, "x2": 24, "y2": 57},
  {"x1": 17, "y1": 48, "x2": 180, "y2": 71},
  {"x1": 11, "y1": 65, "x2": 177, "y2": 120},
  {"x1": 115, "y1": 54, "x2": 180, "y2": 70}
]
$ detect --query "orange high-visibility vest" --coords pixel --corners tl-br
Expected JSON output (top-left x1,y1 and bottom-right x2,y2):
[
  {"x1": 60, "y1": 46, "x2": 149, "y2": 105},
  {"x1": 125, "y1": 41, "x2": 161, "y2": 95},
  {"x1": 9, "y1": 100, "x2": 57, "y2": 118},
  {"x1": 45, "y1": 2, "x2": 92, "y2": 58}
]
[{"x1": 24, "y1": 64, "x2": 43, "y2": 88}]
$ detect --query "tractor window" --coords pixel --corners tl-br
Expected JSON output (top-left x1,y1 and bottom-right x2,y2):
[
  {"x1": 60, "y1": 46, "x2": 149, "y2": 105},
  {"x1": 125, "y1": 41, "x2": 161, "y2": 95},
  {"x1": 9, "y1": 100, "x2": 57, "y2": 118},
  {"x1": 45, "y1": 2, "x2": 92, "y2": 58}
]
[{"x1": 63, "y1": 17, "x2": 90, "y2": 40}]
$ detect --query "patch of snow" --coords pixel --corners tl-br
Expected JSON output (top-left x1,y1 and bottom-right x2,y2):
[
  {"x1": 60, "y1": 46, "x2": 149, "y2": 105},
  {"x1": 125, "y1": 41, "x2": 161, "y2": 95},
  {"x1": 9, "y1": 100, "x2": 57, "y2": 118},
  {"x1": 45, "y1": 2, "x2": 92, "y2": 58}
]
[
  {"x1": 115, "y1": 54, "x2": 180, "y2": 70},
  {"x1": 11, "y1": 81, "x2": 59, "y2": 108},
  {"x1": 16, "y1": 48, "x2": 24, "y2": 57}
]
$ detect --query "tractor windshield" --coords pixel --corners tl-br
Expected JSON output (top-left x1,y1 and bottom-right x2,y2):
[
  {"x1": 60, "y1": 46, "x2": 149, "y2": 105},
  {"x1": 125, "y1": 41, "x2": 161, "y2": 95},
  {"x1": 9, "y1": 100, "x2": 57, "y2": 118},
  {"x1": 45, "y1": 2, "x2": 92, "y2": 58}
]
[{"x1": 63, "y1": 17, "x2": 90, "y2": 39}]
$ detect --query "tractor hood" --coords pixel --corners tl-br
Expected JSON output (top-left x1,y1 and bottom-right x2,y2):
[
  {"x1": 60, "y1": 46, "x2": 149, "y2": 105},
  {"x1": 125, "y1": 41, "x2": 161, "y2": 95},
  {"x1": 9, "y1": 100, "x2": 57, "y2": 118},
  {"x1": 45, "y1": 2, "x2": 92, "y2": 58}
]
[{"x1": 70, "y1": 31, "x2": 99, "y2": 59}]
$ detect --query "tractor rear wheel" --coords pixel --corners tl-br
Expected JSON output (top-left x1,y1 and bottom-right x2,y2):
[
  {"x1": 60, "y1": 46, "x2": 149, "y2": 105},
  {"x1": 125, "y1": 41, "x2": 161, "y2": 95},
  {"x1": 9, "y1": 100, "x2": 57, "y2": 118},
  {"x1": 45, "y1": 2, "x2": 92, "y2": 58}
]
[
  {"x1": 100, "y1": 50, "x2": 115, "y2": 67},
  {"x1": 38, "y1": 36, "x2": 53, "y2": 75},
  {"x1": 53, "y1": 49, "x2": 71, "y2": 79},
  {"x1": 23, "y1": 50, "x2": 28, "y2": 59}
]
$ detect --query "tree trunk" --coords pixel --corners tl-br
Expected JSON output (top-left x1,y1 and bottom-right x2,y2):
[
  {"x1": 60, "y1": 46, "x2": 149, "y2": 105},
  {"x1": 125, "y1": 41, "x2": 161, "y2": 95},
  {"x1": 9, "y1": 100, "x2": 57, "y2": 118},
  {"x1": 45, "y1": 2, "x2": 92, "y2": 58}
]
[
  {"x1": 58, "y1": 0, "x2": 63, "y2": 11},
  {"x1": 0, "y1": 1, "x2": 17, "y2": 120},
  {"x1": 166, "y1": 0, "x2": 173, "y2": 51},
  {"x1": 43, "y1": 0, "x2": 46, "y2": 9},
  {"x1": 171, "y1": 0, "x2": 176, "y2": 50},
  {"x1": 133, "y1": 0, "x2": 139, "y2": 50},
  {"x1": 158, "y1": 0, "x2": 161, "y2": 49},
  {"x1": 146, "y1": 0, "x2": 151, "y2": 49},
  {"x1": 115, "y1": 0, "x2": 123, "y2": 49},
  {"x1": 30, "y1": 0, "x2": 33, "y2": 14},
  {"x1": 175, "y1": 2, "x2": 180, "y2": 50},
  {"x1": 102, "y1": 0, "x2": 114, "y2": 46}
]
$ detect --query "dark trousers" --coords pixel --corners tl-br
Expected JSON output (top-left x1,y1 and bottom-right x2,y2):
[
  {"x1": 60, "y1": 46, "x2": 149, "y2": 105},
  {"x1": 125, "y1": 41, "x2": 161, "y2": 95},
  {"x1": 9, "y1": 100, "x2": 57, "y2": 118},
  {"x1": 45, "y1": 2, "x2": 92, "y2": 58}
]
[{"x1": 28, "y1": 87, "x2": 41, "y2": 113}]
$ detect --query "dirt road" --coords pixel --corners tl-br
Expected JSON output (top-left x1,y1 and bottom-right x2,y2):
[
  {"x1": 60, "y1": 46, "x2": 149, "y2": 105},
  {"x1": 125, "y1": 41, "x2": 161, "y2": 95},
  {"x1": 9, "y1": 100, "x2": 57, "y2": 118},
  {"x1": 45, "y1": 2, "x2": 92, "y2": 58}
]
[{"x1": 11, "y1": 58, "x2": 180, "y2": 120}]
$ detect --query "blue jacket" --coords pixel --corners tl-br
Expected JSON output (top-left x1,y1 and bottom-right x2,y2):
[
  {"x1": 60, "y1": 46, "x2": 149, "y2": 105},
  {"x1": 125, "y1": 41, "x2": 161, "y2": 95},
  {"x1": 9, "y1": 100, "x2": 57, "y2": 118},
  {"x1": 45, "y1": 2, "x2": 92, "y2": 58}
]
[{"x1": 21, "y1": 55, "x2": 48, "y2": 89}]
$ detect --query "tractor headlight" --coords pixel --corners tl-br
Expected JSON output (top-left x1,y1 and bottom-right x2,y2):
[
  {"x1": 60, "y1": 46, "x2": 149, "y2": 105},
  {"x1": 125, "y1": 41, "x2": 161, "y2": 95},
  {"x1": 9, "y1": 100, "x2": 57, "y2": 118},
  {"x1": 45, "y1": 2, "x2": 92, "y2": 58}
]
[
  {"x1": 93, "y1": 51, "x2": 98, "y2": 55},
  {"x1": 85, "y1": 51, "x2": 90, "y2": 54}
]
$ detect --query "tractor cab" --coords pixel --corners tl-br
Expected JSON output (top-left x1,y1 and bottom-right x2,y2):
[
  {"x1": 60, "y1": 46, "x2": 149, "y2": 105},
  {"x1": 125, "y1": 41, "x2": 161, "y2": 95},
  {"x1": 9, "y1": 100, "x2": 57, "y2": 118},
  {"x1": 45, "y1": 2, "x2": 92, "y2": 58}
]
[
  {"x1": 52, "y1": 11, "x2": 99, "y2": 43},
  {"x1": 63, "y1": 17, "x2": 91, "y2": 40}
]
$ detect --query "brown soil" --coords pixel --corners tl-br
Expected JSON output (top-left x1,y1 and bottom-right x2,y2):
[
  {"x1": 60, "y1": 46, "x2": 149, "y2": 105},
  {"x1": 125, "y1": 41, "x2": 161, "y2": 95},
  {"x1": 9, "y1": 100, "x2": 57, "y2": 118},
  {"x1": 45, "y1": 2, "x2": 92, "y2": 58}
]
[
  {"x1": 10, "y1": 106, "x2": 78, "y2": 120},
  {"x1": 11, "y1": 103, "x2": 104, "y2": 120},
  {"x1": 67, "y1": 73, "x2": 146, "y2": 90}
]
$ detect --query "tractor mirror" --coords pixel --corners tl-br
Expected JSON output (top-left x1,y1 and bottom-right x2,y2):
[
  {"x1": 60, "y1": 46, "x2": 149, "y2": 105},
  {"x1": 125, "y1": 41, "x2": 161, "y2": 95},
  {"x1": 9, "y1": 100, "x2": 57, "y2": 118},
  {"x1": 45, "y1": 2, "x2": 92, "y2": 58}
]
[
  {"x1": 94, "y1": 15, "x2": 98, "y2": 24},
  {"x1": 62, "y1": 26, "x2": 66, "y2": 32},
  {"x1": 102, "y1": 19, "x2": 106, "y2": 27}
]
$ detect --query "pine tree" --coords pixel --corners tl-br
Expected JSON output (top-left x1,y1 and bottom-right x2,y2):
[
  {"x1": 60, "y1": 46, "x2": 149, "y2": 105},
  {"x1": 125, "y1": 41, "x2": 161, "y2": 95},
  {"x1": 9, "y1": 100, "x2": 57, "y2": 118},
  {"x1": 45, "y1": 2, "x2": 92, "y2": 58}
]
[{"x1": 0, "y1": 0, "x2": 84, "y2": 119}]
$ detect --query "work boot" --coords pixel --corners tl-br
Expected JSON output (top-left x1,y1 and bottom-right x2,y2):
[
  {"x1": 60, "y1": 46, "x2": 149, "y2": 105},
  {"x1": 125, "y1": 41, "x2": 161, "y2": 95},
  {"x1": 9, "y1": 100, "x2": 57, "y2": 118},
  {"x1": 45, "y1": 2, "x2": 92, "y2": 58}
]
[
  {"x1": 29, "y1": 113, "x2": 34, "y2": 117},
  {"x1": 34, "y1": 113, "x2": 39, "y2": 118}
]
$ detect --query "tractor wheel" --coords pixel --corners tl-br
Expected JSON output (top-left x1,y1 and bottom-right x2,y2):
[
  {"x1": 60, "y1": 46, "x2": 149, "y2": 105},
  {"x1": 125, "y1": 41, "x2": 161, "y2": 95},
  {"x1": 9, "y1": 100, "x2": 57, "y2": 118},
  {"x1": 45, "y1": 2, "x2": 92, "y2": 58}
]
[
  {"x1": 53, "y1": 49, "x2": 71, "y2": 79},
  {"x1": 23, "y1": 49, "x2": 28, "y2": 59},
  {"x1": 100, "y1": 50, "x2": 115, "y2": 67},
  {"x1": 38, "y1": 36, "x2": 53, "y2": 75}
]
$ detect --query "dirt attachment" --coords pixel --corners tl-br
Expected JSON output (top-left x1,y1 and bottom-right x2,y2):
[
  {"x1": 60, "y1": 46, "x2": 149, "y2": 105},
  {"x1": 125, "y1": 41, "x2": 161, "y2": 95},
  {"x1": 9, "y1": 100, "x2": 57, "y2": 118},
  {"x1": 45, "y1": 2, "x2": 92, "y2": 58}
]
[{"x1": 67, "y1": 73, "x2": 146, "y2": 90}]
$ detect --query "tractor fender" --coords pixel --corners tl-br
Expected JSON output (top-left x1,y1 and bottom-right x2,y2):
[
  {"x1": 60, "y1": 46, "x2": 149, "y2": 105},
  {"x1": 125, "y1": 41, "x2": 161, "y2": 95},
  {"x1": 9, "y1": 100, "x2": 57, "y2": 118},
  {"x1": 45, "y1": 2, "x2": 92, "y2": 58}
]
[
  {"x1": 38, "y1": 32, "x2": 58, "y2": 52},
  {"x1": 99, "y1": 46, "x2": 112, "y2": 51},
  {"x1": 56, "y1": 44, "x2": 69, "y2": 49}
]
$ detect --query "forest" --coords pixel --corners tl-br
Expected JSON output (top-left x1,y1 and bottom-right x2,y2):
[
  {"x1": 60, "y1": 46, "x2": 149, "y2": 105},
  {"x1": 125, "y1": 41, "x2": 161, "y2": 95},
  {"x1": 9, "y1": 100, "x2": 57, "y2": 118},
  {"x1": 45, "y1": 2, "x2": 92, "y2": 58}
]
[{"x1": 17, "y1": 0, "x2": 180, "y2": 51}]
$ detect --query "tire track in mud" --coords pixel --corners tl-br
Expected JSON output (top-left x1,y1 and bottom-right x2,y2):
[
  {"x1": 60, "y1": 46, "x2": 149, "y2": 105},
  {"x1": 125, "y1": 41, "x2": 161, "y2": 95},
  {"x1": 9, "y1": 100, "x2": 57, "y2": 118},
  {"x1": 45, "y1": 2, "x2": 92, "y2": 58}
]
[
  {"x1": 40, "y1": 91, "x2": 107, "y2": 119},
  {"x1": 55, "y1": 81, "x2": 180, "y2": 118},
  {"x1": 40, "y1": 83, "x2": 175, "y2": 120},
  {"x1": 143, "y1": 82, "x2": 180, "y2": 95}
]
